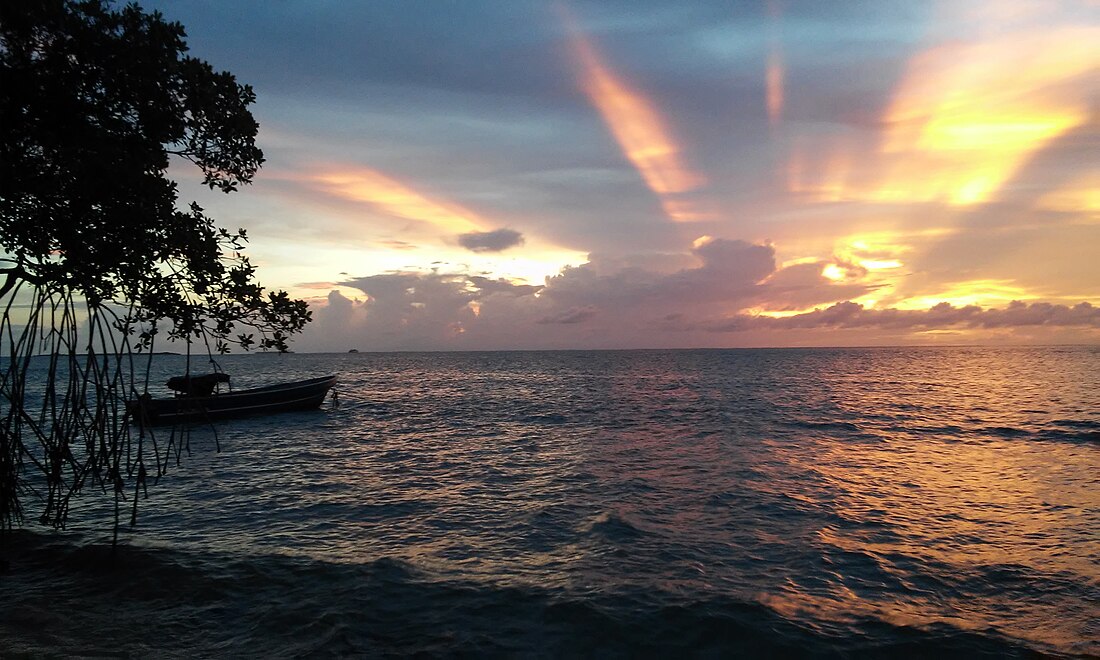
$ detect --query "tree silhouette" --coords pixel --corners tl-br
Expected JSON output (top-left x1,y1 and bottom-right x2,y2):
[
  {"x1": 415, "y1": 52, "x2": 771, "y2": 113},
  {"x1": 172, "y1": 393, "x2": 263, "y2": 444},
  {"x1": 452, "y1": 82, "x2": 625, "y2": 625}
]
[{"x1": 0, "y1": 0, "x2": 311, "y2": 534}]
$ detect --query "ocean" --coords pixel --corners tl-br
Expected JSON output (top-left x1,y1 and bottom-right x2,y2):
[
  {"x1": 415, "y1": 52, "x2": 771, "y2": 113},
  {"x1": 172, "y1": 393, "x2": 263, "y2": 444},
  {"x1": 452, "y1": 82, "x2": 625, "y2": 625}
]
[{"x1": 2, "y1": 346, "x2": 1098, "y2": 657}]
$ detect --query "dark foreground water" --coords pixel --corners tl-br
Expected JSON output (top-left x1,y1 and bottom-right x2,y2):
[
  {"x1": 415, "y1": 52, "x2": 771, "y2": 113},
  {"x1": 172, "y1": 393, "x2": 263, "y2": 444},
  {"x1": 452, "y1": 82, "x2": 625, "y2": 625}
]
[{"x1": 2, "y1": 347, "x2": 1098, "y2": 658}]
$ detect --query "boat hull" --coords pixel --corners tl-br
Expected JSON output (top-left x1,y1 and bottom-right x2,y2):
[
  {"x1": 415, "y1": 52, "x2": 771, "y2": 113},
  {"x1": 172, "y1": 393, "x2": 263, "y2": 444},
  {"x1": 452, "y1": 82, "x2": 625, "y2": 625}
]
[{"x1": 130, "y1": 375, "x2": 336, "y2": 426}]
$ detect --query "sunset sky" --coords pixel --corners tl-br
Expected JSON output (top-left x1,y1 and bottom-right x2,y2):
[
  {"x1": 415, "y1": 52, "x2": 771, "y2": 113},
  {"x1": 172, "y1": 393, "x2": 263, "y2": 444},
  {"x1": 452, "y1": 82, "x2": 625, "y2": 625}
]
[{"x1": 146, "y1": 0, "x2": 1099, "y2": 351}]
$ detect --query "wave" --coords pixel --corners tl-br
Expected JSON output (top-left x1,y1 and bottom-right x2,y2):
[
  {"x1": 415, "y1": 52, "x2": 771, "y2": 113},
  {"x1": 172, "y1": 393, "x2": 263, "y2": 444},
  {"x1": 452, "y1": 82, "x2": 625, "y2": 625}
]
[{"x1": 0, "y1": 531, "x2": 1068, "y2": 658}]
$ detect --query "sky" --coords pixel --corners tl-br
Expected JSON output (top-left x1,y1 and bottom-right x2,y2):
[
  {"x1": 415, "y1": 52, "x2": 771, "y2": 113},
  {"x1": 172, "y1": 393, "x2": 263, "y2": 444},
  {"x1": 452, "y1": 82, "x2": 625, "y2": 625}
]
[{"x1": 145, "y1": 0, "x2": 1099, "y2": 351}]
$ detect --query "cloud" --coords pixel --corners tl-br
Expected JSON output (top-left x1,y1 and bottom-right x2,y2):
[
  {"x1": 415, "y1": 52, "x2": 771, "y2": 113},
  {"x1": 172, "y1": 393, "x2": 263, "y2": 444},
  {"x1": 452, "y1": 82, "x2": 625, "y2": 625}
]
[
  {"x1": 758, "y1": 260, "x2": 877, "y2": 310},
  {"x1": 295, "y1": 237, "x2": 1100, "y2": 351},
  {"x1": 467, "y1": 275, "x2": 540, "y2": 297},
  {"x1": 378, "y1": 240, "x2": 419, "y2": 251},
  {"x1": 538, "y1": 238, "x2": 777, "y2": 314},
  {"x1": 537, "y1": 305, "x2": 599, "y2": 325},
  {"x1": 291, "y1": 237, "x2": 1100, "y2": 351},
  {"x1": 696, "y1": 301, "x2": 1100, "y2": 333},
  {"x1": 457, "y1": 228, "x2": 525, "y2": 253},
  {"x1": 295, "y1": 281, "x2": 342, "y2": 290}
]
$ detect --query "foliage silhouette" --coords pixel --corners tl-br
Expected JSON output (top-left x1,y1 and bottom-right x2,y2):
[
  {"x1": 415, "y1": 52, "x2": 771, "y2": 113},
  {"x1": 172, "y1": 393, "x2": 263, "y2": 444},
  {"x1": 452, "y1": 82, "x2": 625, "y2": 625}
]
[{"x1": 0, "y1": 0, "x2": 311, "y2": 534}]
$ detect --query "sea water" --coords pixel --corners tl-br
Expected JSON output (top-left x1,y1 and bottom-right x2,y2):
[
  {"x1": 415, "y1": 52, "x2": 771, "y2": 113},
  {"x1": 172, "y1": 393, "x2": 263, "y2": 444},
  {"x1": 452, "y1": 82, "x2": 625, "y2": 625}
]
[{"x1": 1, "y1": 347, "x2": 1097, "y2": 657}]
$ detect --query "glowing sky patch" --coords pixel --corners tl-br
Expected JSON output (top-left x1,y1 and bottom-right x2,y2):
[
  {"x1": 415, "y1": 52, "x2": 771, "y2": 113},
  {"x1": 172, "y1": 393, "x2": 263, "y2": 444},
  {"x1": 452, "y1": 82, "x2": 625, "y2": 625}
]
[
  {"x1": 750, "y1": 307, "x2": 814, "y2": 319},
  {"x1": 881, "y1": 22, "x2": 1097, "y2": 203},
  {"x1": 897, "y1": 279, "x2": 1035, "y2": 310},
  {"x1": 784, "y1": 18, "x2": 1098, "y2": 207},
  {"x1": 834, "y1": 232, "x2": 916, "y2": 270},
  {"x1": 860, "y1": 260, "x2": 902, "y2": 271},
  {"x1": 822, "y1": 264, "x2": 847, "y2": 282}
]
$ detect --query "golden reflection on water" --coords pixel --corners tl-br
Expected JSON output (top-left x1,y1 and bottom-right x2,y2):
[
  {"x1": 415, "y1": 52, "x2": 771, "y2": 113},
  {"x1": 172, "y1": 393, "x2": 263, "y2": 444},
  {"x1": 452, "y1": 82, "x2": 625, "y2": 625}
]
[
  {"x1": 573, "y1": 348, "x2": 1100, "y2": 651},
  {"x1": 754, "y1": 358, "x2": 1098, "y2": 650}
]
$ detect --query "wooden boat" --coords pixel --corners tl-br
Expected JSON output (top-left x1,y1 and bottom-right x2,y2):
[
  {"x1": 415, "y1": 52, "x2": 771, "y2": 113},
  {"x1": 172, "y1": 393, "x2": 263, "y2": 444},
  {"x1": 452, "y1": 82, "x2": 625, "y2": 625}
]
[{"x1": 130, "y1": 374, "x2": 337, "y2": 426}]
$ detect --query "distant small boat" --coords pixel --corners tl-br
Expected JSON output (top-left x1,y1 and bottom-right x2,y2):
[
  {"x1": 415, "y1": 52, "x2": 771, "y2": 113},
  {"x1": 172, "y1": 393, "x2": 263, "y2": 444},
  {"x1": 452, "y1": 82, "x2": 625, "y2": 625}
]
[{"x1": 130, "y1": 374, "x2": 336, "y2": 426}]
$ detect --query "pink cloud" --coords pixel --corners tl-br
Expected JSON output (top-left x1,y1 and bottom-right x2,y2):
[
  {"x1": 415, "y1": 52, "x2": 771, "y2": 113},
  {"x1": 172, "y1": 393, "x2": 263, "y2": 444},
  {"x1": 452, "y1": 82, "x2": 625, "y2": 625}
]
[{"x1": 293, "y1": 242, "x2": 1099, "y2": 351}]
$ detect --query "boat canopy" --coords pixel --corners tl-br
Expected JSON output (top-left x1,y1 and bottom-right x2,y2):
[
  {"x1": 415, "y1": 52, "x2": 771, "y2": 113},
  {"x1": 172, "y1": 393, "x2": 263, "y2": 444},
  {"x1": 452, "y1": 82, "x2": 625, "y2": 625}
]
[{"x1": 166, "y1": 373, "x2": 230, "y2": 397}]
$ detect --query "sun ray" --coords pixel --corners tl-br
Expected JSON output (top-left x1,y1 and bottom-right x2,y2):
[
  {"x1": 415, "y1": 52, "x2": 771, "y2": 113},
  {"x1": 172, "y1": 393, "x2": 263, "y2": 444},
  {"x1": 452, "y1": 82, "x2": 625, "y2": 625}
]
[
  {"x1": 311, "y1": 167, "x2": 484, "y2": 234},
  {"x1": 765, "y1": 0, "x2": 785, "y2": 126},
  {"x1": 558, "y1": 5, "x2": 706, "y2": 221}
]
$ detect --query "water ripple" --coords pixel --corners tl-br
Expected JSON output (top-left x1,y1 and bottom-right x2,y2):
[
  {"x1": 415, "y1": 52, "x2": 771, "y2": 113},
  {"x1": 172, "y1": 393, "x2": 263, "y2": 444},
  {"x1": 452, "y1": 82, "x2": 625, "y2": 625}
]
[{"x1": 2, "y1": 346, "x2": 1097, "y2": 657}]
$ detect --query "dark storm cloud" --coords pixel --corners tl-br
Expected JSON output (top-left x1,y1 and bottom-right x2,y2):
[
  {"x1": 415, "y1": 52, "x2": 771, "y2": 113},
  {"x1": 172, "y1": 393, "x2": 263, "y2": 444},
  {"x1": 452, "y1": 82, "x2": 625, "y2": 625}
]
[{"x1": 457, "y1": 228, "x2": 525, "y2": 253}]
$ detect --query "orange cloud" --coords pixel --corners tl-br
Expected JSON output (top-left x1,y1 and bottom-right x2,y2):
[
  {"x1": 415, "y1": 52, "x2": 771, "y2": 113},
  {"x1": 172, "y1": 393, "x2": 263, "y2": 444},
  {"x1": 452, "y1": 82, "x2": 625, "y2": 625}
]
[
  {"x1": 559, "y1": 7, "x2": 706, "y2": 221},
  {"x1": 311, "y1": 168, "x2": 483, "y2": 233}
]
